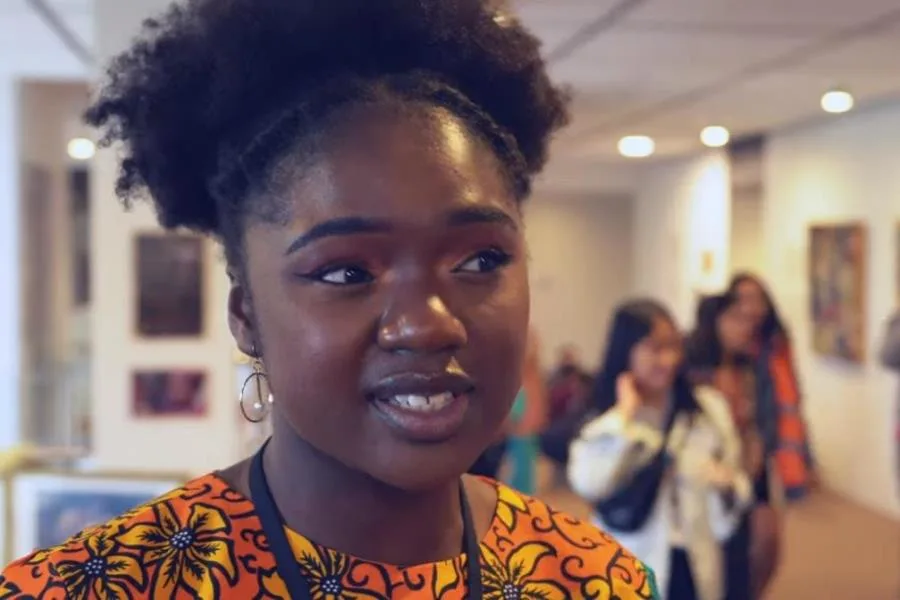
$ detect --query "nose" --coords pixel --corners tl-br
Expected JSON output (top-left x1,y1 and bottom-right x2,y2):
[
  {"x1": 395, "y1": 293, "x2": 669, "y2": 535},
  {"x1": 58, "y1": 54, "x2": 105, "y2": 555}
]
[{"x1": 378, "y1": 294, "x2": 467, "y2": 354}]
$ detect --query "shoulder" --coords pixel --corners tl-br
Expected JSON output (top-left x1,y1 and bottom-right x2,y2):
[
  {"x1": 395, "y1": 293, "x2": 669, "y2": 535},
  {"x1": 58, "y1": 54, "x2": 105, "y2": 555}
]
[
  {"x1": 482, "y1": 482, "x2": 659, "y2": 599},
  {"x1": 693, "y1": 385, "x2": 730, "y2": 420},
  {"x1": 1, "y1": 474, "x2": 259, "y2": 598}
]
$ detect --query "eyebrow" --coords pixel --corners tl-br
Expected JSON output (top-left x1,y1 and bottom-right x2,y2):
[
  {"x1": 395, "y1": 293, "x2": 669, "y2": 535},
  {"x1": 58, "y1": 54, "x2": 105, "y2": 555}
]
[{"x1": 284, "y1": 205, "x2": 518, "y2": 256}]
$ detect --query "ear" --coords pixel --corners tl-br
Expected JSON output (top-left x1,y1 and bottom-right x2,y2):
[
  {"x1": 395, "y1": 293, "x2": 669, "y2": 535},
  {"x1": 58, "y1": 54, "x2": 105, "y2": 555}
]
[{"x1": 228, "y1": 279, "x2": 258, "y2": 356}]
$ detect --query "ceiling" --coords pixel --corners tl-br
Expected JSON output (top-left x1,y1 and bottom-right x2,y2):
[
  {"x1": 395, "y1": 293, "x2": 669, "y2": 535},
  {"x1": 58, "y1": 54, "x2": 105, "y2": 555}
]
[
  {"x1": 513, "y1": 0, "x2": 900, "y2": 167},
  {"x1": 3, "y1": 0, "x2": 900, "y2": 186},
  {"x1": 0, "y1": 0, "x2": 92, "y2": 78}
]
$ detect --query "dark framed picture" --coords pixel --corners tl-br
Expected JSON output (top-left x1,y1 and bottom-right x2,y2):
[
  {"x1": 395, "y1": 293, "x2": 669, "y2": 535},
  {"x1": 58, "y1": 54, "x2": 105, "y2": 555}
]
[
  {"x1": 808, "y1": 223, "x2": 867, "y2": 363},
  {"x1": 132, "y1": 370, "x2": 208, "y2": 417},
  {"x1": 135, "y1": 233, "x2": 204, "y2": 337},
  {"x1": 69, "y1": 167, "x2": 90, "y2": 307}
]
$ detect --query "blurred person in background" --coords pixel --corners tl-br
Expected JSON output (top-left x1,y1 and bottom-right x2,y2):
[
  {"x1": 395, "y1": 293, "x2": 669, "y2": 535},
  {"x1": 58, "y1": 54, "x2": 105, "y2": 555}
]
[
  {"x1": 504, "y1": 330, "x2": 547, "y2": 494},
  {"x1": 1, "y1": 0, "x2": 661, "y2": 597},
  {"x1": 879, "y1": 310, "x2": 900, "y2": 497},
  {"x1": 569, "y1": 299, "x2": 753, "y2": 600},
  {"x1": 729, "y1": 273, "x2": 816, "y2": 499},
  {"x1": 685, "y1": 293, "x2": 764, "y2": 600},
  {"x1": 546, "y1": 344, "x2": 592, "y2": 422},
  {"x1": 728, "y1": 274, "x2": 815, "y2": 597}
]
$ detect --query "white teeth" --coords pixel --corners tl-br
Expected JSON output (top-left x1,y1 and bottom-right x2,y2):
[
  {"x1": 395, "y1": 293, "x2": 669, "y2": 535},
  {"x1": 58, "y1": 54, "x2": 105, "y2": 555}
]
[{"x1": 387, "y1": 392, "x2": 454, "y2": 412}]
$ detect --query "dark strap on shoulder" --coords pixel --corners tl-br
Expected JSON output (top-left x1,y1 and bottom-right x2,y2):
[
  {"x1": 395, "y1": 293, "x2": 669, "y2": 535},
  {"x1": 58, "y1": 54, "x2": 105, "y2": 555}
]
[
  {"x1": 250, "y1": 441, "x2": 312, "y2": 598},
  {"x1": 249, "y1": 441, "x2": 483, "y2": 599}
]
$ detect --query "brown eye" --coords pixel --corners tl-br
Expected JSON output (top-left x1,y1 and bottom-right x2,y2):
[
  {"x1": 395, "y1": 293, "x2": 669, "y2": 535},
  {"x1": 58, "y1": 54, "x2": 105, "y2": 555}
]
[
  {"x1": 308, "y1": 265, "x2": 374, "y2": 286},
  {"x1": 454, "y1": 248, "x2": 512, "y2": 274}
]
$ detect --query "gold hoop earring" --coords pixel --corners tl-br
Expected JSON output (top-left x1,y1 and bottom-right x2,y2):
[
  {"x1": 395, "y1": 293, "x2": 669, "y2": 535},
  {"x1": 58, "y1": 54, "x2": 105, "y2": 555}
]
[{"x1": 239, "y1": 346, "x2": 273, "y2": 423}]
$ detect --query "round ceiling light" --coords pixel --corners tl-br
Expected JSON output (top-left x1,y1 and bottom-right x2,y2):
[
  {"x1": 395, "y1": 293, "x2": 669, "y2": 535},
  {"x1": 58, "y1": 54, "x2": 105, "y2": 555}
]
[
  {"x1": 700, "y1": 125, "x2": 730, "y2": 148},
  {"x1": 821, "y1": 89, "x2": 854, "y2": 114},
  {"x1": 617, "y1": 135, "x2": 655, "y2": 158},
  {"x1": 67, "y1": 137, "x2": 95, "y2": 160}
]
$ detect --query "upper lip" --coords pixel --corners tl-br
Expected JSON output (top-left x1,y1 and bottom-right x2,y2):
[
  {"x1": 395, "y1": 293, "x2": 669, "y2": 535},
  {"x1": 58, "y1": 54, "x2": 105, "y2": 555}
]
[{"x1": 366, "y1": 372, "x2": 475, "y2": 400}]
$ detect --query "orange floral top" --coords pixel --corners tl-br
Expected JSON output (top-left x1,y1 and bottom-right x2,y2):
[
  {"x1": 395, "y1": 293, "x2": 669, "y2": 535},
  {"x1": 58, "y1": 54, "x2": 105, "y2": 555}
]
[{"x1": 0, "y1": 474, "x2": 659, "y2": 599}]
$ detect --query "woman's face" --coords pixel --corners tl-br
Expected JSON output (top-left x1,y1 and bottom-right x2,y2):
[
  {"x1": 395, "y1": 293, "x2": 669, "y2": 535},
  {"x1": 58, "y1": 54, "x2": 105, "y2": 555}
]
[
  {"x1": 735, "y1": 279, "x2": 769, "y2": 331},
  {"x1": 230, "y1": 104, "x2": 528, "y2": 490},
  {"x1": 716, "y1": 303, "x2": 754, "y2": 354},
  {"x1": 629, "y1": 317, "x2": 683, "y2": 395}
]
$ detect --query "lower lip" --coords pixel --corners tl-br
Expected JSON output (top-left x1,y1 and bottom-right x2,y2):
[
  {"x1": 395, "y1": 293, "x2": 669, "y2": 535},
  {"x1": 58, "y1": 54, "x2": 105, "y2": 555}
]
[{"x1": 371, "y1": 394, "x2": 470, "y2": 443}]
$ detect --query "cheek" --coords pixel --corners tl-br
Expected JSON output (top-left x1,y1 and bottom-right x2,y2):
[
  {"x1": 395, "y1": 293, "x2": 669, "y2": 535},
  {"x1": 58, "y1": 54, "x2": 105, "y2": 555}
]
[
  {"x1": 463, "y1": 263, "x2": 530, "y2": 398},
  {"x1": 248, "y1": 268, "x2": 374, "y2": 400}
]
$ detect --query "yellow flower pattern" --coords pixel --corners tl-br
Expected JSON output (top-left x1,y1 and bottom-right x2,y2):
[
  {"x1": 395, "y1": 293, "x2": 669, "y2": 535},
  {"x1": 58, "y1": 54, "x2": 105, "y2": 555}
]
[
  {"x1": 0, "y1": 475, "x2": 660, "y2": 599},
  {"x1": 56, "y1": 534, "x2": 144, "y2": 600},
  {"x1": 116, "y1": 502, "x2": 238, "y2": 598},
  {"x1": 482, "y1": 542, "x2": 568, "y2": 599}
]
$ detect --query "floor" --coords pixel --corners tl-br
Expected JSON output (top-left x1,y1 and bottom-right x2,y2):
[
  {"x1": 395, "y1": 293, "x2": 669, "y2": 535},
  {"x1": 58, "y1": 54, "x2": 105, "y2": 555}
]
[{"x1": 532, "y1": 463, "x2": 900, "y2": 599}]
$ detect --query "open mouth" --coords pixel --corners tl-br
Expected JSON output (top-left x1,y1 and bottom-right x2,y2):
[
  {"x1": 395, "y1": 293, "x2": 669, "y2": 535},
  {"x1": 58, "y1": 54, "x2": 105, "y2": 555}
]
[
  {"x1": 366, "y1": 373, "x2": 474, "y2": 442},
  {"x1": 378, "y1": 392, "x2": 457, "y2": 413}
]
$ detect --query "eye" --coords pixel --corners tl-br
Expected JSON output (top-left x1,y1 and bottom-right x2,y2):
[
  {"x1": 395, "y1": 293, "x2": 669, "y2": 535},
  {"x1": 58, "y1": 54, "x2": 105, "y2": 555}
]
[
  {"x1": 454, "y1": 248, "x2": 513, "y2": 274},
  {"x1": 310, "y1": 265, "x2": 374, "y2": 286}
]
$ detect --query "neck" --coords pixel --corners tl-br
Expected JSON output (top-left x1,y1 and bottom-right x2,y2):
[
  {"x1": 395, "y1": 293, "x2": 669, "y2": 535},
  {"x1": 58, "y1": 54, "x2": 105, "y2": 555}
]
[
  {"x1": 636, "y1": 385, "x2": 668, "y2": 410},
  {"x1": 261, "y1": 415, "x2": 464, "y2": 565}
]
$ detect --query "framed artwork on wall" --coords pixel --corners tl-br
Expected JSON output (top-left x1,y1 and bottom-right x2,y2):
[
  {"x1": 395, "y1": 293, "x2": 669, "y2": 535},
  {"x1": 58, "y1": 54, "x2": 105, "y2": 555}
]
[
  {"x1": 10, "y1": 472, "x2": 182, "y2": 557},
  {"x1": 132, "y1": 370, "x2": 208, "y2": 417},
  {"x1": 135, "y1": 233, "x2": 205, "y2": 337},
  {"x1": 895, "y1": 222, "x2": 900, "y2": 306},
  {"x1": 808, "y1": 223, "x2": 867, "y2": 363}
]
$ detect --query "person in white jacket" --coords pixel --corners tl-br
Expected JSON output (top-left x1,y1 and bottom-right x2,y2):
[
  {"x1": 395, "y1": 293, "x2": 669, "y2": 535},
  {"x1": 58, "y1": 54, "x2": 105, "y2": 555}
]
[{"x1": 569, "y1": 299, "x2": 753, "y2": 600}]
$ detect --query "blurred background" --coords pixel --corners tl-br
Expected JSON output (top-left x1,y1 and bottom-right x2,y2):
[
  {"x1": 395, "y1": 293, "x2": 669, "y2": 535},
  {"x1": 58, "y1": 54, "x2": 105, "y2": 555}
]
[{"x1": 0, "y1": 0, "x2": 898, "y2": 597}]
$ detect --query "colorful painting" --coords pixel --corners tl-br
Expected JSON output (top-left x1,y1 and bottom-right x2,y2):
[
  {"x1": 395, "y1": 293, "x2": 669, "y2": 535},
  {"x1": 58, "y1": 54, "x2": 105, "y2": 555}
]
[
  {"x1": 132, "y1": 370, "x2": 208, "y2": 417},
  {"x1": 809, "y1": 223, "x2": 867, "y2": 363},
  {"x1": 10, "y1": 473, "x2": 181, "y2": 557}
]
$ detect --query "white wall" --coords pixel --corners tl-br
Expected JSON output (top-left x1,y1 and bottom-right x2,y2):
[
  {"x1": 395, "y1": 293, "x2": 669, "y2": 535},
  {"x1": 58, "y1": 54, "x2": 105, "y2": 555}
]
[
  {"x1": 730, "y1": 192, "x2": 764, "y2": 274},
  {"x1": 0, "y1": 73, "x2": 21, "y2": 449},
  {"x1": 764, "y1": 103, "x2": 900, "y2": 520},
  {"x1": 633, "y1": 152, "x2": 731, "y2": 328},
  {"x1": 17, "y1": 81, "x2": 91, "y2": 446},
  {"x1": 527, "y1": 193, "x2": 635, "y2": 371},
  {"x1": 90, "y1": 0, "x2": 239, "y2": 475}
]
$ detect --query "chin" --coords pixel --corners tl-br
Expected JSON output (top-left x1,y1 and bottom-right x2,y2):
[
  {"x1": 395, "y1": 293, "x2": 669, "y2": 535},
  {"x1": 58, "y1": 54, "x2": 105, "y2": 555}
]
[{"x1": 363, "y1": 443, "x2": 483, "y2": 493}]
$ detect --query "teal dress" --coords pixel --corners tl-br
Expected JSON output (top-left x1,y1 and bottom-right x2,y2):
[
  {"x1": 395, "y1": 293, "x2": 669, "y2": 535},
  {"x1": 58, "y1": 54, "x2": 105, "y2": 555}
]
[{"x1": 507, "y1": 388, "x2": 539, "y2": 494}]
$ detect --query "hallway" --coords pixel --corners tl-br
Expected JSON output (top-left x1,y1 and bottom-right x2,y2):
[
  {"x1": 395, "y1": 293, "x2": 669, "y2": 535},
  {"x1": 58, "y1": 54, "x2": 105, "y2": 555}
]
[{"x1": 539, "y1": 474, "x2": 900, "y2": 598}]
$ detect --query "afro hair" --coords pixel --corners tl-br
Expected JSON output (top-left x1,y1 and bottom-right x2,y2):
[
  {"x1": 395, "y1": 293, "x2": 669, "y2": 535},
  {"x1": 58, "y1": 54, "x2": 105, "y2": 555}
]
[{"x1": 86, "y1": 0, "x2": 570, "y2": 261}]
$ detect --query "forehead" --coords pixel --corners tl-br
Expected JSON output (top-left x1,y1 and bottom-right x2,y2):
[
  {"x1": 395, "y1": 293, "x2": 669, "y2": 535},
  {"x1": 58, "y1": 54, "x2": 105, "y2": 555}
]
[{"x1": 277, "y1": 104, "x2": 516, "y2": 224}]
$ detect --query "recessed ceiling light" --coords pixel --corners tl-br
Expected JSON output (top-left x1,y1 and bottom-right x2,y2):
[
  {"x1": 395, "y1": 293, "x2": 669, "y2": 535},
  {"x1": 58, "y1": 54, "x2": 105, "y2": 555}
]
[
  {"x1": 700, "y1": 125, "x2": 730, "y2": 148},
  {"x1": 821, "y1": 89, "x2": 854, "y2": 114},
  {"x1": 618, "y1": 135, "x2": 655, "y2": 158},
  {"x1": 67, "y1": 137, "x2": 95, "y2": 160}
]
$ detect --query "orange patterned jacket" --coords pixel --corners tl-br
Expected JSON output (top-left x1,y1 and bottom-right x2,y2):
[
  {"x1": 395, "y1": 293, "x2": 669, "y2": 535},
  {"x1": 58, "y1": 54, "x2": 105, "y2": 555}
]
[{"x1": 1, "y1": 474, "x2": 660, "y2": 599}]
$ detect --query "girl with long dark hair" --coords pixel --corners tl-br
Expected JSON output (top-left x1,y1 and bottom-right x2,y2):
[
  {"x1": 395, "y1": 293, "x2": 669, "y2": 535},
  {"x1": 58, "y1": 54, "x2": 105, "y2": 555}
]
[
  {"x1": 1, "y1": 0, "x2": 660, "y2": 596},
  {"x1": 728, "y1": 273, "x2": 815, "y2": 499},
  {"x1": 569, "y1": 300, "x2": 753, "y2": 600},
  {"x1": 726, "y1": 274, "x2": 816, "y2": 598},
  {"x1": 685, "y1": 293, "x2": 763, "y2": 600}
]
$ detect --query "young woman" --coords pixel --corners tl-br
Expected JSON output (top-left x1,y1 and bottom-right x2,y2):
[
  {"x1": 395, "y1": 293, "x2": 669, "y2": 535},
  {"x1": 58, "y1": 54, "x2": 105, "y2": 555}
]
[
  {"x1": 569, "y1": 300, "x2": 753, "y2": 600},
  {"x1": 0, "y1": 1, "x2": 659, "y2": 598},
  {"x1": 728, "y1": 273, "x2": 815, "y2": 499},
  {"x1": 728, "y1": 273, "x2": 815, "y2": 597},
  {"x1": 685, "y1": 294, "x2": 764, "y2": 600}
]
